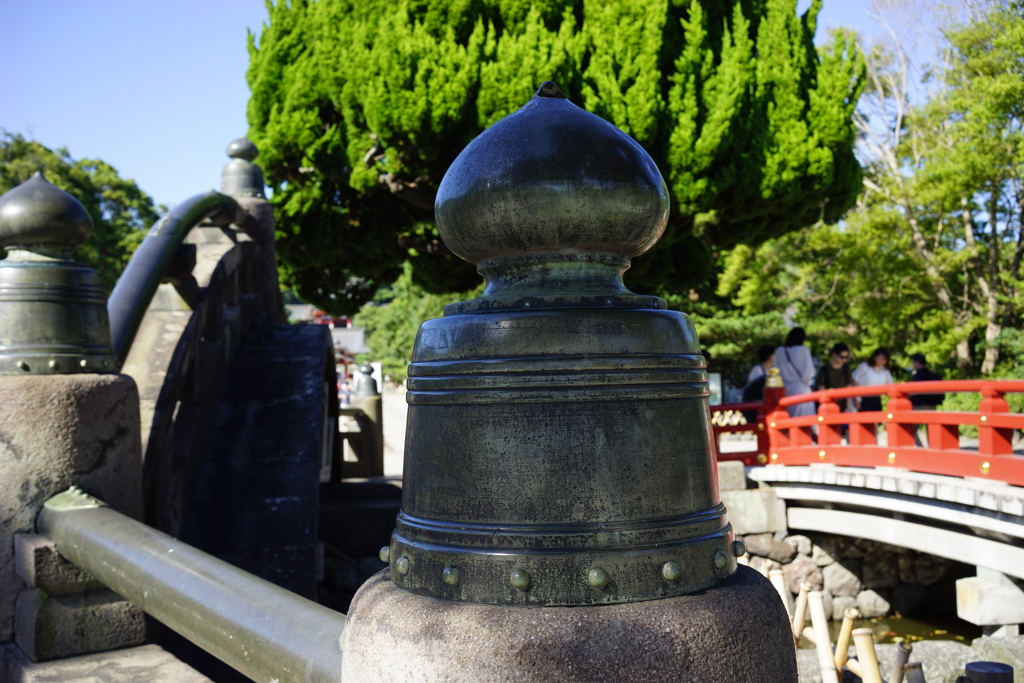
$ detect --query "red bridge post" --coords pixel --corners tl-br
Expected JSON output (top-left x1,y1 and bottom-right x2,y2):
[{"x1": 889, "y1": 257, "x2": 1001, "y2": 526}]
[
  {"x1": 817, "y1": 397, "x2": 842, "y2": 446},
  {"x1": 886, "y1": 388, "x2": 915, "y2": 448},
  {"x1": 761, "y1": 371, "x2": 786, "y2": 460},
  {"x1": 979, "y1": 385, "x2": 1013, "y2": 456}
]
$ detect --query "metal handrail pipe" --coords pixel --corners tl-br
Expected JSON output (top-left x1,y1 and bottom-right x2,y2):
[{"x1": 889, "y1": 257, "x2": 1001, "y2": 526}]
[
  {"x1": 37, "y1": 488, "x2": 345, "y2": 683},
  {"x1": 108, "y1": 191, "x2": 244, "y2": 366}
]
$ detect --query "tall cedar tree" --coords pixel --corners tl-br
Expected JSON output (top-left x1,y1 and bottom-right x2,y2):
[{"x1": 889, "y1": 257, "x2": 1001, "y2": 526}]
[
  {"x1": 247, "y1": 0, "x2": 864, "y2": 314},
  {"x1": 0, "y1": 133, "x2": 159, "y2": 292},
  {"x1": 718, "y1": 0, "x2": 1024, "y2": 377}
]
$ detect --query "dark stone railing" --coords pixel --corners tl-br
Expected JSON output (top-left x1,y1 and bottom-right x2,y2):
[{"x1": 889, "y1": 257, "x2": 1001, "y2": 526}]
[
  {"x1": 120, "y1": 210, "x2": 283, "y2": 533},
  {"x1": 0, "y1": 139, "x2": 337, "y2": 680},
  {"x1": 107, "y1": 191, "x2": 247, "y2": 366}
]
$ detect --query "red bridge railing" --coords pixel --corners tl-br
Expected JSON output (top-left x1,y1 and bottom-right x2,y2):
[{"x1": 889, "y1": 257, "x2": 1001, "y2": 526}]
[
  {"x1": 712, "y1": 380, "x2": 1024, "y2": 486},
  {"x1": 710, "y1": 383, "x2": 786, "y2": 466}
]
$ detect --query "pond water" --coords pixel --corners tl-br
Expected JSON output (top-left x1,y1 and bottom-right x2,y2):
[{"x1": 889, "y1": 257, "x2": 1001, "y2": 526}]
[{"x1": 798, "y1": 613, "x2": 982, "y2": 649}]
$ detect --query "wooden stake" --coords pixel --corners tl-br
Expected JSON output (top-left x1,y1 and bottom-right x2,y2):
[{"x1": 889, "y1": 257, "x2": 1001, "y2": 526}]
[
  {"x1": 834, "y1": 607, "x2": 859, "y2": 671},
  {"x1": 891, "y1": 640, "x2": 913, "y2": 683},
  {"x1": 852, "y1": 628, "x2": 882, "y2": 683},
  {"x1": 792, "y1": 581, "x2": 810, "y2": 641},
  {"x1": 769, "y1": 569, "x2": 793, "y2": 618},
  {"x1": 846, "y1": 657, "x2": 865, "y2": 678},
  {"x1": 808, "y1": 591, "x2": 839, "y2": 683},
  {"x1": 904, "y1": 661, "x2": 926, "y2": 683}
]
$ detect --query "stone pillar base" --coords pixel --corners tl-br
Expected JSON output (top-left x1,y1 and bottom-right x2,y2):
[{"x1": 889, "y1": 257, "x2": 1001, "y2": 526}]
[
  {"x1": 0, "y1": 374, "x2": 142, "y2": 644},
  {"x1": 15, "y1": 588, "x2": 145, "y2": 661},
  {"x1": 343, "y1": 565, "x2": 797, "y2": 681}
]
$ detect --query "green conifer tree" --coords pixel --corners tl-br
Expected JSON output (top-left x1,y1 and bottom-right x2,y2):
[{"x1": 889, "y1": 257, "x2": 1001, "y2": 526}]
[{"x1": 247, "y1": 0, "x2": 864, "y2": 314}]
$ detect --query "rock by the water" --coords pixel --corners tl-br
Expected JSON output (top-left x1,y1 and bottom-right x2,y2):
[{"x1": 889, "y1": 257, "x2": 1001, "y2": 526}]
[
  {"x1": 743, "y1": 533, "x2": 774, "y2": 558},
  {"x1": 831, "y1": 596, "x2": 857, "y2": 621},
  {"x1": 812, "y1": 543, "x2": 836, "y2": 567},
  {"x1": 823, "y1": 562, "x2": 863, "y2": 597},
  {"x1": 788, "y1": 534, "x2": 813, "y2": 556},
  {"x1": 856, "y1": 589, "x2": 891, "y2": 618},
  {"x1": 767, "y1": 538, "x2": 799, "y2": 564},
  {"x1": 785, "y1": 556, "x2": 823, "y2": 593}
]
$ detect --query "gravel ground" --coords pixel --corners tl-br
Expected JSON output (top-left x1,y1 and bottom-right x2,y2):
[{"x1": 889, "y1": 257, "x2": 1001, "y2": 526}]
[{"x1": 797, "y1": 635, "x2": 1024, "y2": 682}]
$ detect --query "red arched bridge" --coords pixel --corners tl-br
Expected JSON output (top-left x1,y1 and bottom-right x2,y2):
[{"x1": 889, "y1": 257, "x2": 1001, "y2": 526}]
[
  {"x1": 712, "y1": 380, "x2": 1024, "y2": 482},
  {"x1": 712, "y1": 380, "x2": 1024, "y2": 633}
]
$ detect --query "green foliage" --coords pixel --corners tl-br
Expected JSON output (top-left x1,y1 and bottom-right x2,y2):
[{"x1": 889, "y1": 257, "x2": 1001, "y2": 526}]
[
  {"x1": 354, "y1": 262, "x2": 483, "y2": 381},
  {"x1": 715, "y1": 209, "x2": 949, "y2": 371},
  {"x1": 247, "y1": 0, "x2": 865, "y2": 314},
  {"x1": 688, "y1": 307, "x2": 789, "y2": 386},
  {"x1": 716, "y1": 0, "x2": 1024, "y2": 379},
  {"x1": 0, "y1": 132, "x2": 159, "y2": 291}
]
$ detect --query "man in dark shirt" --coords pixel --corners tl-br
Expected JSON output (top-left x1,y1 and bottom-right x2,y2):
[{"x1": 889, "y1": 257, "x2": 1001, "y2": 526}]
[
  {"x1": 910, "y1": 353, "x2": 943, "y2": 446},
  {"x1": 816, "y1": 342, "x2": 853, "y2": 412}
]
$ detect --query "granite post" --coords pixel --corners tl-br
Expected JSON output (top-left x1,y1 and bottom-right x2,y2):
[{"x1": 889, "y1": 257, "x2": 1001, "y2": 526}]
[{"x1": 0, "y1": 174, "x2": 144, "y2": 659}]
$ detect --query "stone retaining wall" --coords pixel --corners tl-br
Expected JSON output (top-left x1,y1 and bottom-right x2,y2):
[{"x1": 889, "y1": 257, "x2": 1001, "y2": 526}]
[{"x1": 739, "y1": 530, "x2": 962, "y2": 621}]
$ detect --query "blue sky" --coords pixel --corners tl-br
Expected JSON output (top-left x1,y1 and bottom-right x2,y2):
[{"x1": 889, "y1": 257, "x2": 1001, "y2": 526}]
[
  {"x1": 2, "y1": 1, "x2": 885, "y2": 211},
  {"x1": 2, "y1": 1, "x2": 270, "y2": 208}
]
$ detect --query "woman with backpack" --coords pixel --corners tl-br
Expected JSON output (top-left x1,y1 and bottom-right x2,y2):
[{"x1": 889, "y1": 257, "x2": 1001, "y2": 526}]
[{"x1": 775, "y1": 327, "x2": 816, "y2": 417}]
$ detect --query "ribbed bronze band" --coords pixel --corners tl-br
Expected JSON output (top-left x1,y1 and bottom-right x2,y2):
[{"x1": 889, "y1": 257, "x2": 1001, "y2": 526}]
[
  {"x1": 0, "y1": 262, "x2": 116, "y2": 374},
  {"x1": 388, "y1": 518, "x2": 737, "y2": 606},
  {"x1": 408, "y1": 354, "x2": 708, "y2": 404}
]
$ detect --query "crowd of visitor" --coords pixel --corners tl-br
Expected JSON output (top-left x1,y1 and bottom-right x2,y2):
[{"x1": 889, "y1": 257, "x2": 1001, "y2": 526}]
[{"x1": 740, "y1": 327, "x2": 946, "y2": 442}]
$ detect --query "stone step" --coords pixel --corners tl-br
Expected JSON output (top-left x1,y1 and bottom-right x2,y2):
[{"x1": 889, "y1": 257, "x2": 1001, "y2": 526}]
[{"x1": 0, "y1": 643, "x2": 211, "y2": 683}]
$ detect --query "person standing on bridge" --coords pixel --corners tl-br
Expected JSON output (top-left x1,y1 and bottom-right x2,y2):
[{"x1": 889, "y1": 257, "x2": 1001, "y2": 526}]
[
  {"x1": 910, "y1": 353, "x2": 943, "y2": 446},
  {"x1": 741, "y1": 344, "x2": 776, "y2": 422},
  {"x1": 775, "y1": 327, "x2": 816, "y2": 417},
  {"x1": 853, "y1": 348, "x2": 893, "y2": 411},
  {"x1": 853, "y1": 347, "x2": 893, "y2": 432},
  {"x1": 745, "y1": 344, "x2": 776, "y2": 389},
  {"x1": 815, "y1": 342, "x2": 854, "y2": 412}
]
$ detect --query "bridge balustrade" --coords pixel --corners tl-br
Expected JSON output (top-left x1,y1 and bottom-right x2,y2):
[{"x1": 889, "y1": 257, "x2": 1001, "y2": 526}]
[
  {"x1": 710, "y1": 374, "x2": 785, "y2": 466},
  {"x1": 714, "y1": 380, "x2": 1024, "y2": 642},
  {"x1": 712, "y1": 381, "x2": 1024, "y2": 484},
  {"x1": 737, "y1": 381, "x2": 1024, "y2": 485},
  {"x1": 110, "y1": 144, "x2": 284, "y2": 535},
  {"x1": 710, "y1": 401, "x2": 772, "y2": 465}
]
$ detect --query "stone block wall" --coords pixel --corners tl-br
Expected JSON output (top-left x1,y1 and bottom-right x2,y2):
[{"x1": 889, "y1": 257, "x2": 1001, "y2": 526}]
[{"x1": 739, "y1": 531, "x2": 962, "y2": 621}]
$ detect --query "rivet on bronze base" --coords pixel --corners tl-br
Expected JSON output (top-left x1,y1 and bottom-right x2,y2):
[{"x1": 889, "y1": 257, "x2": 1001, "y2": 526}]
[
  {"x1": 510, "y1": 570, "x2": 530, "y2": 590},
  {"x1": 588, "y1": 567, "x2": 610, "y2": 589},
  {"x1": 714, "y1": 550, "x2": 728, "y2": 570},
  {"x1": 442, "y1": 567, "x2": 461, "y2": 586}
]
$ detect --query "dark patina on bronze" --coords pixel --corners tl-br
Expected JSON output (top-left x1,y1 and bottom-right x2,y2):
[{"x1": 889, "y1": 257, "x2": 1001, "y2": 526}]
[
  {"x1": 388, "y1": 82, "x2": 737, "y2": 606},
  {"x1": 221, "y1": 138, "x2": 265, "y2": 199},
  {"x1": 0, "y1": 173, "x2": 116, "y2": 375}
]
